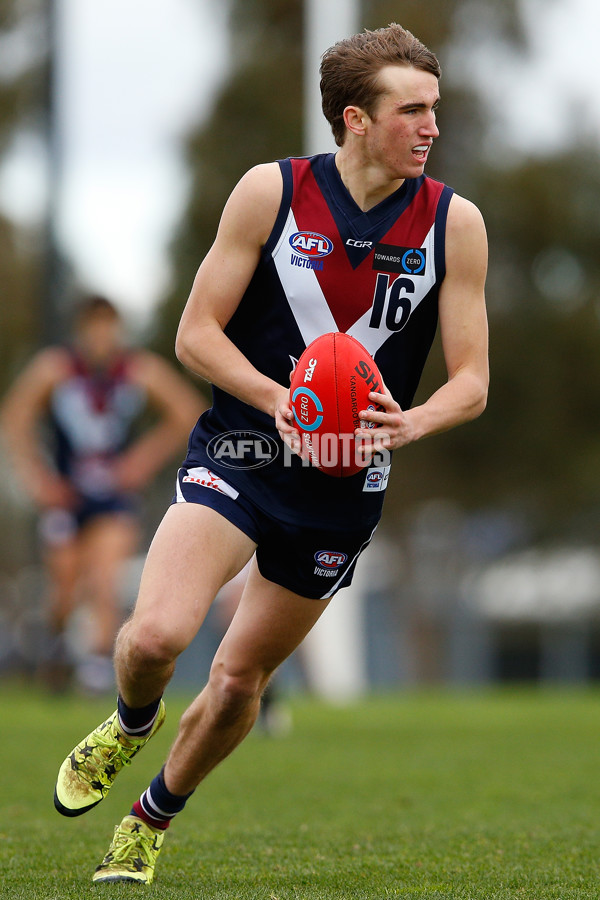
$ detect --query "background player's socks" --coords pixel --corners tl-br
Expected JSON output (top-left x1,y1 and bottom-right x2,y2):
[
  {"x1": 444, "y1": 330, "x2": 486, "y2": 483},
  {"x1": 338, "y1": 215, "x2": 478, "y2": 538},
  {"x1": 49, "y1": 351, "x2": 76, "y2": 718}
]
[
  {"x1": 117, "y1": 695, "x2": 162, "y2": 738},
  {"x1": 132, "y1": 769, "x2": 194, "y2": 830},
  {"x1": 76, "y1": 654, "x2": 114, "y2": 694}
]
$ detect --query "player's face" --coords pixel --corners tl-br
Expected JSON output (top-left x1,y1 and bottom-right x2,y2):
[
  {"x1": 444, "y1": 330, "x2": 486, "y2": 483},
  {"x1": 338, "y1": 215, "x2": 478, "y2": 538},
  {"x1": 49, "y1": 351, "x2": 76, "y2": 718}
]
[
  {"x1": 364, "y1": 65, "x2": 440, "y2": 179},
  {"x1": 77, "y1": 315, "x2": 124, "y2": 366}
]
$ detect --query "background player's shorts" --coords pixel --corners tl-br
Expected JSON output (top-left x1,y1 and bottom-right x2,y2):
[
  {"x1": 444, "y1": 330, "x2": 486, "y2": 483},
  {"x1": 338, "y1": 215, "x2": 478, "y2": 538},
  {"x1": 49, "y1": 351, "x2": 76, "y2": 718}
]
[
  {"x1": 174, "y1": 466, "x2": 378, "y2": 600},
  {"x1": 38, "y1": 495, "x2": 139, "y2": 546}
]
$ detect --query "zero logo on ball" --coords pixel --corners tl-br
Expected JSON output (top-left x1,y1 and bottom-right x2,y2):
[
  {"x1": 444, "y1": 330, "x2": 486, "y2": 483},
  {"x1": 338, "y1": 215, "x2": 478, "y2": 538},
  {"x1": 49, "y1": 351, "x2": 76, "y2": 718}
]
[{"x1": 291, "y1": 387, "x2": 323, "y2": 432}]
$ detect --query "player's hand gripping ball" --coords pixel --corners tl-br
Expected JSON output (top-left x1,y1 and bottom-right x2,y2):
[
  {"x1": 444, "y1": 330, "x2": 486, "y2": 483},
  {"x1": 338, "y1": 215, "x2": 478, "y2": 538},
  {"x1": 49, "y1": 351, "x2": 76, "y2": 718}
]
[{"x1": 289, "y1": 332, "x2": 384, "y2": 477}]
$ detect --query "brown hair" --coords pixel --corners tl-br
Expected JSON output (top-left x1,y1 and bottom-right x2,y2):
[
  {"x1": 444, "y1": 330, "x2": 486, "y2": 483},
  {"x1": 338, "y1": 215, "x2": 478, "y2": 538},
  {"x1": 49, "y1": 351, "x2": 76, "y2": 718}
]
[
  {"x1": 74, "y1": 294, "x2": 121, "y2": 325},
  {"x1": 320, "y1": 23, "x2": 441, "y2": 147}
]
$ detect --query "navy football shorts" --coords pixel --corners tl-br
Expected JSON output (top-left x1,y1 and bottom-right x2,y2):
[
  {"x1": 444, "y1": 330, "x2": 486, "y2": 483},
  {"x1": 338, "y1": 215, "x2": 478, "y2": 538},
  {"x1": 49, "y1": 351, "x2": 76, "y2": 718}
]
[
  {"x1": 173, "y1": 466, "x2": 378, "y2": 600},
  {"x1": 39, "y1": 495, "x2": 139, "y2": 546}
]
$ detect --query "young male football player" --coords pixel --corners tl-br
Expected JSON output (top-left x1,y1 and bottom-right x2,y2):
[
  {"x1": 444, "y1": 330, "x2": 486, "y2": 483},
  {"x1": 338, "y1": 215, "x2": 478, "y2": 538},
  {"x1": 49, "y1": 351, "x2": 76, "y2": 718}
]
[{"x1": 53, "y1": 24, "x2": 488, "y2": 883}]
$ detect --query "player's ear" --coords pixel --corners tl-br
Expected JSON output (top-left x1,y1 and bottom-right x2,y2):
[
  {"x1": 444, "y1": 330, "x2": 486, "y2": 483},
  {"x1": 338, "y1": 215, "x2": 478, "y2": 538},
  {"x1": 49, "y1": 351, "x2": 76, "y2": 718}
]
[{"x1": 343, "y1": 105, "x2": 369, "y2": 137}]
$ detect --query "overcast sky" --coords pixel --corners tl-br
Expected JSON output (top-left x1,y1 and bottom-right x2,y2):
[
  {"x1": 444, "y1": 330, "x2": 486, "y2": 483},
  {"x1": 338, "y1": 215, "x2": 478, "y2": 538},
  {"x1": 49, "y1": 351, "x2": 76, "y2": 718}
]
[
  {"x1": 54, "y1": 0, "x2": 230, "y2": 324},
  {"x1": 0, "y1": 0, "x2": 598, "y2": 328}
]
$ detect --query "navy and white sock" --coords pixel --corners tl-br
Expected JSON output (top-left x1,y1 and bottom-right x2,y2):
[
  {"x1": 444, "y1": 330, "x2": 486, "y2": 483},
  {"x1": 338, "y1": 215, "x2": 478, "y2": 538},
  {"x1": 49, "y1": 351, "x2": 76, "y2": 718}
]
[
  {"x1": 117, "y1": 695, "x2": 162, "y2": 738},
  {"x1": 132, "y1": 769, "x2": 194, "y2": 830}
]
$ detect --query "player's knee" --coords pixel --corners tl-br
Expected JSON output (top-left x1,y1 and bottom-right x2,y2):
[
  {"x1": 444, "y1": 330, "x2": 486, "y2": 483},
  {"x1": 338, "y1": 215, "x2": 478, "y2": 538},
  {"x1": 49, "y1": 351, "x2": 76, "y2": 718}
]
[
  {"x1": 208, "y1": 662, "x2": 267, "y2": 724},
  {"x1": 116, "y1": 619, "x2": 182, "y2": 671}
]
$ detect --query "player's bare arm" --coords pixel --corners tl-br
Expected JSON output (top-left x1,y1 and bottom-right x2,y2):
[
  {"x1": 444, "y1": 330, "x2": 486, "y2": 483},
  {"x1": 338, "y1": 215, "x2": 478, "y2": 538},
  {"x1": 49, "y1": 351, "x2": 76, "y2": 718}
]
[
  {"x1": 0, "y1": 347, "x2": 78, "y2": 507},
  {"x1": 357, "y1": 193, "x2": 489, "y2": 452},
  {"x1": 112, "y1": 352, "x2": 207, "y2": 492},
  {"x1": 175, "y1": 163, "x2": 292, "y2": 428}
]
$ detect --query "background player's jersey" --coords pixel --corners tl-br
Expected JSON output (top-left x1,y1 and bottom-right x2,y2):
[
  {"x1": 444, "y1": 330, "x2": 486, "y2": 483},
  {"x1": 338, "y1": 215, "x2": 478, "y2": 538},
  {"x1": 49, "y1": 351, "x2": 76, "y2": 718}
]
[
  {"x1": 49, "y1": 350, "x2": 145, "y2": 502},
  {"x1": 185, "y1": 153, "x2": 454, "y2": 528}
]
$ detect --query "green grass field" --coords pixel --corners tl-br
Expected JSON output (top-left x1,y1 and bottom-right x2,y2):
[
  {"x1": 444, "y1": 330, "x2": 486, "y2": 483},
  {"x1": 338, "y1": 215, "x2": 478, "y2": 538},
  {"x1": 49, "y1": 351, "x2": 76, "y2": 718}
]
[{"x1": 1, "y1": 684, "x2": 599, "y2": 899}]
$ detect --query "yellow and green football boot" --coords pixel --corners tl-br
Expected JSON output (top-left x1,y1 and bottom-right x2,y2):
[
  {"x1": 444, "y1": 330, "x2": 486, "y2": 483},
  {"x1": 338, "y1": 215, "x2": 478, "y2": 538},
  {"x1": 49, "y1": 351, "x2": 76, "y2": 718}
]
[
  {"x1": 92, "y1": 815, "x2": 165, "y2": 884},
  {"x1": 54, "y1": 702, "x2": 166, "y2": 816}
]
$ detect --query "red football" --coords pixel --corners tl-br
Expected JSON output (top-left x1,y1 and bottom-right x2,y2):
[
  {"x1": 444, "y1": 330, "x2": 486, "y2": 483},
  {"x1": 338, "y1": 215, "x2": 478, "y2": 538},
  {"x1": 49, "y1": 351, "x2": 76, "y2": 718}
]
[{"x1": 289, "y1": 332, "x2": 384, "y2": 477}]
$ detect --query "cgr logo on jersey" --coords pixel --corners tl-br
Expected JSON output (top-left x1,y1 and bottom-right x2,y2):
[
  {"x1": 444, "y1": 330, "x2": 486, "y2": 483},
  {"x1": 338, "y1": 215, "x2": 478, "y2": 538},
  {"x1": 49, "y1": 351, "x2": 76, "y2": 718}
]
[
  {"x1": 314, "y1": 550, "x2": 348, "y2": 577},
  {"x1": 289, "y1": 231, "x2": 333, "y2": 271},
  {"x1": 346, "y1": 239, "x2": 372, "y2": 248},
  {"x1": 373, "y1": 244, "x2": 427, "y2": 276}
]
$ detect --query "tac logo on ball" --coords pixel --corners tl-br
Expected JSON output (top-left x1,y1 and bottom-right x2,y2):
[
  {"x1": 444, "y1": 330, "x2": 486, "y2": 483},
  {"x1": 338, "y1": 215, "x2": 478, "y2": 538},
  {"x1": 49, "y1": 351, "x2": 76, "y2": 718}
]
[
  {"x1": 289, "y1": 231, "x2": 334, "y2": 259},
  {"x1": 291, "y1": 387, "x2": 323, "y2": 432},
  {"x1": 314, "y1": 550, "x2": 348, "y2": 569}
]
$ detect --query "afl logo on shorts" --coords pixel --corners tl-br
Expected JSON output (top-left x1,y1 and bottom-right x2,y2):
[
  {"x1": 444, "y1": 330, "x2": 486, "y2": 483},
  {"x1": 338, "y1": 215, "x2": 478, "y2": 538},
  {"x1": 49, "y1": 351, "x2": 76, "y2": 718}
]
[
  {"x1": 206, "y1": 430, "x2": 279, "y2": 469},
  {"x1": 289, "y1": 231, "x2": 334, "y2": 259},
  {"x1": 314, "y1": 551, "x2": 348, "y2": 569},
  {"x1": 363, "y1": 465, "x2": 390, "y2": 492}
]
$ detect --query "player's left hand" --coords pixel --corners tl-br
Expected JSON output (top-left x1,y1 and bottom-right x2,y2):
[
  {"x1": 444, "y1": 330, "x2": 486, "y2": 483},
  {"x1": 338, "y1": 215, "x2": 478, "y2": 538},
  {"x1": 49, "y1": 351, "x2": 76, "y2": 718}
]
[
  {"x1": 355, "y1": 388, "x2": 416, "y2": 462},
  {"x1": 274, "y1": 390, "x2": 303, "y2": 457}
]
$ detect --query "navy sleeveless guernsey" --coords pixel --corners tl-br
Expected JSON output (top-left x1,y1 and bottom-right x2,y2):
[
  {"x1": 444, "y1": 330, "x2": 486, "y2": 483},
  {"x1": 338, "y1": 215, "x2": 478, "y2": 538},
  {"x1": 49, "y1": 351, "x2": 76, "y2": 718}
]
[
  {"x1": 184, "y1": 153, "x2": 454, "y2": 529},
  {"x1": 49, "y1": 350, "x2": 145, "y2": 503}
]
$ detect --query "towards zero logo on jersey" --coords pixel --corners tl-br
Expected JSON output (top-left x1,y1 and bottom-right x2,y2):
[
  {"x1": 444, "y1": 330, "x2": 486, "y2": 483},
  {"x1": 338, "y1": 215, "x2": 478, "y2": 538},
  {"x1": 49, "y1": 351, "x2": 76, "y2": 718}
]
[
  {"x1": 289, "y1": 231, "x2": 334, "y2": 259},
  {"x1": 373, "y1": 244, "x2": 426, "y2": 275}
]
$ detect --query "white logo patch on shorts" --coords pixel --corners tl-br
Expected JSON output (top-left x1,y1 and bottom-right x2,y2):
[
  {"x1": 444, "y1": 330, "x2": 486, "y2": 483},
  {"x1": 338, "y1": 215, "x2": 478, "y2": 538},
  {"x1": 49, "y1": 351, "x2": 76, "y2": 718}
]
[
  {"x1": 178, "y1": 466, "x2": 239, "y2": 500},
  {"x1": 362, "y1": 465, "x2": 391, "y2": 492}
]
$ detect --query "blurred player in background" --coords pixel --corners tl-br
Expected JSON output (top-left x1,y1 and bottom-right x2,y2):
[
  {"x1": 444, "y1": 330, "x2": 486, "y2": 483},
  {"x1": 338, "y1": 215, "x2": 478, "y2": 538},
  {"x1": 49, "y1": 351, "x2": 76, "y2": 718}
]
[
  {"x1": 53, "y1": 24, "x2": 488, "y2": 884},
  {"x1": 0, "y1": 295, "x2": 205, "y2": 693}
]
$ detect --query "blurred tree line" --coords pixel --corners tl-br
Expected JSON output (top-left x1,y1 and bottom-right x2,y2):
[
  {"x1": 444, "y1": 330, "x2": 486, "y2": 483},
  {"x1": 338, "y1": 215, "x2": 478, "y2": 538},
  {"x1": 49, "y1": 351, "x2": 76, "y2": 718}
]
[
  {"x1": 152, "y1": 0, "x2": 600, "y2": 545},
  {"x1": 0, "y1": 0, "x2": 58, "y2": 574},
  {"x1": 0, "y1": 0, "x2": 46, "y2": 391}
]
